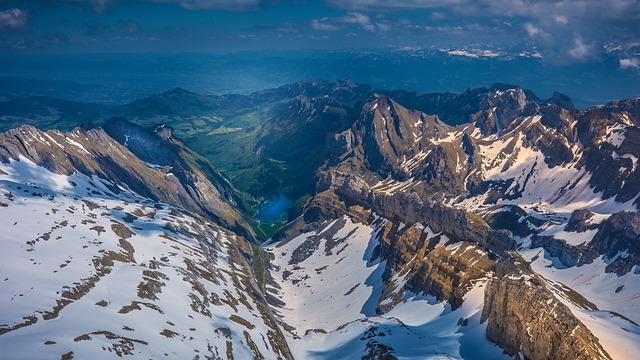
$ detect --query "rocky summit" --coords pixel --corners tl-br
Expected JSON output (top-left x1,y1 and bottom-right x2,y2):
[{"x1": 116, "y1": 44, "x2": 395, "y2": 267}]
[{"x1": 1, "y1": 79, "x2": 639, "y2": 359}]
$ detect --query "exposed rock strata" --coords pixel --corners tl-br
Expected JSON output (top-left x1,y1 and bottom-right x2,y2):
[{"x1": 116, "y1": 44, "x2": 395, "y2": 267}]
[
  {"x1": 376, "y1": 220, "x2": 495, "y2": 310},
  {"x1": 316, "y1": 170, "x2": 516, "y2": 254},
  {"x1": 482, "y1": 255, "x2": 611, "y2": 360}
]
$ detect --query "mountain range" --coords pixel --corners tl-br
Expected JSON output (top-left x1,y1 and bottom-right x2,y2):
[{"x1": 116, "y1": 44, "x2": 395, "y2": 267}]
[{"x1": 0, "y1": 78, "x2": 639, "y2": 359}]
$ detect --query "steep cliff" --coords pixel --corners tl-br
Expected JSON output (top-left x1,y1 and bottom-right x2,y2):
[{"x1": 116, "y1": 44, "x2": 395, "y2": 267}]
[
  {"x1": 315, "y1": 170, "x2": 516, "y2": 254},
  {"x1": 482, "y1": 254, "x2": 611, "y2": 360}
]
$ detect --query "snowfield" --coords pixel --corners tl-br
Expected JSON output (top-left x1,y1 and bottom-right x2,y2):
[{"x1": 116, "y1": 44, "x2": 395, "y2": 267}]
[
  {"x1": 0, "y1": 157, "x2": 287, "y2": 359},
  {"x1": 264, "y1": 216, "x2": 509, "y2": 360}
]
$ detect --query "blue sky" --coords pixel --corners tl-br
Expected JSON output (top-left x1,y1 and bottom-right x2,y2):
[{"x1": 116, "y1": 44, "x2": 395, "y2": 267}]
[{"x1": 0, "y1": 0, "x2": 639, "y2": 67}]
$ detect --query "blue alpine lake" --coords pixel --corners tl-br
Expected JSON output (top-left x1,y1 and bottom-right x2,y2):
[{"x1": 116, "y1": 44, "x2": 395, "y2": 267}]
[{"x1": 255, "y1": 195, "x2": 292, "y2": 222}]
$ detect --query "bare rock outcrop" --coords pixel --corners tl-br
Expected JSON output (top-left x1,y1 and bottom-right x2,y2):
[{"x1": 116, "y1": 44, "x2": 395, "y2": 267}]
[
  {"x1": 316, "y1": 170, "x2": 516, "y2": 254},
  {"x1": 482, "y1": 255, "x2": 611, "y2": 360},
  {"x1": 531, "y1": 210, "x2": 640, "y2": 275},
  {"x1": 589, "y1": 211, "x2": 640, "y2": 275},
  {"x1": 375, "y1": 218, "x2": 495, "y2": 310}
]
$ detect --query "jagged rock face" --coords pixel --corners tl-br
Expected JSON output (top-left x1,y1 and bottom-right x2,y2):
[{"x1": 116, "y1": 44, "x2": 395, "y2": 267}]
[
  {"x1": 531, "y1": 235, "x2": 598, "y2": 268},
  {"x1": 575, "y1": 108, "x2": 640, "y2": 205},
  {"x1": 459, "y1": 98, "x2": 639, "y2": 212},
  {"x1": 102, "y1": 117, "x2": 255, "y2": 240},
  {"x1": 522, "y1": 107, "x2": 576, "y2": 168},
  {"x1": 482, "y1": 257, "x2": 611, "y2": 360},
  {"x1": 270, "y1": 165, "x2": 621, "y2": 359},
  {"x1": 324, "y1": 85, "x2": 637, "y2": 208},
  {"x1": 379, "y1": 83, "x2": 574, "y2": 127},
  {"x1": 316, "y1": 170, "x2": 516, "y2": 254},
  {"x1": 350, "y1": 94, "x2": 451, "y2": 175},
  {"x1": 262, "y1": 84, "x2": 640, "y2": 359},
  {"x1": 334, "y1": 95, "x2": 475, "y2": 197},
  {"x1": 376, "y1": 219, "x2": 495, "y2": 310},
  {"x1": 469, "y1": 85, "x2": 558, "y2": 137},
  {"x1": 380, "y1": 89, "x2": 474, "y2": 125},
  {"x1": 483, "y1": 205, "x2": 532, "y2": 237},
  {"x1": 565, "y1": 209, "x2": 598, "y2": 232},
  {"x1": 0, "y1": 125, "x2": 168, "y2": 197},
  {"x1": 528, "y1": 209, "x2": 640, "y2": 275},
  {"x1": 0, "y1": 124, "x2": 254, "y2": 240},
  {"x1": 590, "y1": 211, "x2": 640, "y2": 275},
  {"x1": 476, "y1": 87, "x2": 527, "y2": 135},
  {"x1": 103, "y1": 117, "x2": 179, "y2": 165},
  {"x1": 599, "y1": 97, "x2": 640, "y2": 120},
  {"x1": 265, "y1": 206, "x2": 508, "y2": 359},
  {"x1": 262, "y1": 82, "x2": 640, "y2": 359},
  {"x1": 5, "y1": 80, "x2": 640, "y2": 359},
  {"x1": 544, "y1": 91, "x2": 576, "y2": 111},
  {"x1": 274, "y1": 169, "x2": 504, "y2": 312}
]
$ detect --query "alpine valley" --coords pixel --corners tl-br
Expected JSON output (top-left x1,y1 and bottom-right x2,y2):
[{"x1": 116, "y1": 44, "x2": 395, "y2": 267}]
[{"x1": 1, "y1": 79, "x2": 639, "y2": 360}]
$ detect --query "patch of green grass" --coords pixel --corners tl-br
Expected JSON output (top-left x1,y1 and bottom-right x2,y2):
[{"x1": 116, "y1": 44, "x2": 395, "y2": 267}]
[
  {"x1": 250, "y1": 244, "x2": 268, "y2": 292},
  {"x1": 252, "y1": 220, "x2": 286, "y2": 241},
  {"x1": 288, "y1": 194, "x2": 312, "y2": 220},
  {"x1": 208, "y1": 126, "x2": 242, "y2": 135}
]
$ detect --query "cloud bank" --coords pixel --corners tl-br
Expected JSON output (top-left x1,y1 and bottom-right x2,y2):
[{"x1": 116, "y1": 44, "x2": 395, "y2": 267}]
[
  {"x1": 323, "y1": 0, "x2": 640, "y2": 63},
  {"x1": 0, "y1": 8, "x2": 29, "y2": 29}
]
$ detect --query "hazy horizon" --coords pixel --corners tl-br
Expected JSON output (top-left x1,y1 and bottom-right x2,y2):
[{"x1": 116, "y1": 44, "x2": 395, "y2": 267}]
[
  {"x1": 1, "y1": 49, "x2": 639, "y2": 110},
  {"x1": 1, "y1": 1, "x2": 639, "y2": 107}
]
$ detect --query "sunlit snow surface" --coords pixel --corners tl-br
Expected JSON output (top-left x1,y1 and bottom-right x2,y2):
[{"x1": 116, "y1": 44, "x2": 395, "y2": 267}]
[
  {"x1": 452, "y1": 117, "x2": 640, "y2": 360},
  {"x1": 264, "y1": 217, "x2": 509, "y2": 359},
  {"x1": 0, "y1": 158, "x2": 281, "y2": 359},
  {"x1": 520, "y1": 249, "x2": 640, "y2": 360}
]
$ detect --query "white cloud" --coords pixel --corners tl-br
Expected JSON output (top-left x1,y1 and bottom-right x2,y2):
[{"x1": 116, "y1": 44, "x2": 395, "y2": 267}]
[
  {"x1": 325, "y1": 0, "x2": 462, "y2": 11},
  {"x1": 66, "y1": 0, "x2": 113, "y2": 13},
  {"x1": 342, "y1": 12, "x2": 371, "y2": 26},
  {"x1": 430, "y1": 11, "x2": 446, "y2": 20},
  {"x1": 376, "y1": 23, "x2": 391, "y2": 32},
  {"x1": 554, "y1": 15, "x2": 568, "y2": 24},
  {"x1": 118, "y1": 20, "x2": 141, "y2": 34},
  {"x1": 170, "y1": 0, "x2": 260, "y2": 10},
  {"x1": 311, "y1": 18, "x2": 340, "y2": 31},
  {"x1": 447, "y1": 50, "x2": 478, "y2": 58},
  {"x1": 523, "y1": 22, "x2": 541, "y2": 37},
  {"x1": 150, "y1": 0, "x2": 260, "y2": 11},
  {"x1": 0, "y1": 8, "x2": 29, "y2": 29},
  {"x1": 362, "y1": 24, "x2": 376, "y2": 32},
  {"x1": 620, "y1": 58, "x2": 640, "y2": 69},
  {"x1": 568, "y1": 37, "x2": 593, "y2": 60},
  {"x1": 68, "y1": 0, "x2": 259, "y2": 12},
  {"x1": 324, "y1": 0, "x2": 640, "y2": 63},
  {"x1": 311, "y1": 11, "x2": 391, "y2": 33}
]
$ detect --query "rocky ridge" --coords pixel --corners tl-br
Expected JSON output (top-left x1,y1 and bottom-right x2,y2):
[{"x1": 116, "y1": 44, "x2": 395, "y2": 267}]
[{"x1": 0, "y1": 123, "x2": 254, "y2": 240}]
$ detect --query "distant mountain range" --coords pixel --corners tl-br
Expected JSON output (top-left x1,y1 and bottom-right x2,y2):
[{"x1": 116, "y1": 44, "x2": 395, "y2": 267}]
[
  {"x1": 2, "y1": 49, "x2": 639, "y2": 108},
  {"x1": 1, "y1": 78, "x2": 639, "y2": 359}
]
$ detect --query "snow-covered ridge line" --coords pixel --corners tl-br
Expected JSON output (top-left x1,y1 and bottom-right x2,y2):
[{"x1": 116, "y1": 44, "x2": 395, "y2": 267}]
[{"x1": 0, "y1": 158, "x2": 291, "y2": 359}]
